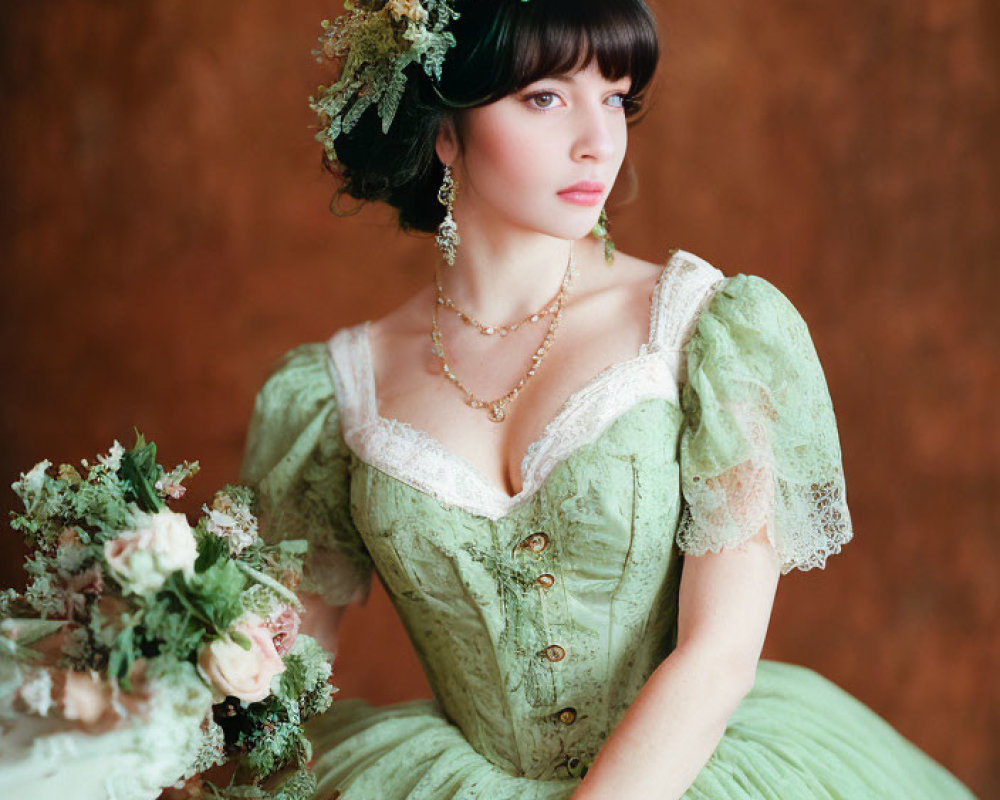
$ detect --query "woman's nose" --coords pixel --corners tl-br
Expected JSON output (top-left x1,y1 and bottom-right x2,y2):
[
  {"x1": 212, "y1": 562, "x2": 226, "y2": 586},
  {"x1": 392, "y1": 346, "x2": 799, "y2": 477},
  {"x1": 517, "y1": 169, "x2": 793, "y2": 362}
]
[{"x1": 569, "y1": 100, "x2": 618, "y2": 162}]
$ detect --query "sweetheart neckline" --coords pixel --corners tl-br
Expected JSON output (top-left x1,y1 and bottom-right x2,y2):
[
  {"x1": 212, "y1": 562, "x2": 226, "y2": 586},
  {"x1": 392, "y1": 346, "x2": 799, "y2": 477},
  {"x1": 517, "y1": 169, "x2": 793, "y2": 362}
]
[
  {"x1": 354, "y1": 254, "x2": 683, "y2": 506},
  {"x1": 346, "y1": 392, "x2": 680, "y2": 520}
]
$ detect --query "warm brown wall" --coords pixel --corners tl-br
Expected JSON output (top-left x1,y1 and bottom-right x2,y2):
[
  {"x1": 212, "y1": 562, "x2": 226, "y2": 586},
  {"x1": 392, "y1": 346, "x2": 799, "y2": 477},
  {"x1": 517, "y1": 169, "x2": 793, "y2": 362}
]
[{"x1": 2, "y1": 1, "x2": 996, "y2": 794}]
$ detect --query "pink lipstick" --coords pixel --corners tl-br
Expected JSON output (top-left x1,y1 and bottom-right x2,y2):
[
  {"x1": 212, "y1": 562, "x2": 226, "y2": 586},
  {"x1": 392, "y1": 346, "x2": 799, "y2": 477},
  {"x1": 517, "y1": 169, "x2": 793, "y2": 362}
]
[{"x1": 557, "y1": 181, "x2": 605, "y2": 207}]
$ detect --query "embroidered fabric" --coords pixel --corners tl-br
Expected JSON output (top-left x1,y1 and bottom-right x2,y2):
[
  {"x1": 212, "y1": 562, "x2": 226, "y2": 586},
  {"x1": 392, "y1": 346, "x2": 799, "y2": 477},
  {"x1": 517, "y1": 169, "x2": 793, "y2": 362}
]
[
  {"x1": 240, "y1": 345, "x2": 374, "y2": 607},
  {"x1": 327, "y1": 250, "x2": 726, "y2": 521},
  {"x1": 240, "y1": 248, "x2": 854, "y2": 614}
]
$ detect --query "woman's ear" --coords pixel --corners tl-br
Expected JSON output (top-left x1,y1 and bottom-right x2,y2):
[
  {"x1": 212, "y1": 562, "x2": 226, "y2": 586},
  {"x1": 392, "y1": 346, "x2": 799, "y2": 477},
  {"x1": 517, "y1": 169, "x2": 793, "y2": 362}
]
[{"x1": 435, "y1": 114, "x2": 460, "y2": 166}]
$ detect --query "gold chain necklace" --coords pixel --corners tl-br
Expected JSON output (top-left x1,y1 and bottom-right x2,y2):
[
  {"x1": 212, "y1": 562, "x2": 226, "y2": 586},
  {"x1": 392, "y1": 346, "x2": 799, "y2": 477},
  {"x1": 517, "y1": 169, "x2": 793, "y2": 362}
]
[
  {"x1": 435, "y1": 277, "x2": 559, "y2": 336},
  {"x1": 429, "y1": 242, "x2": 576, "y2": 423}
]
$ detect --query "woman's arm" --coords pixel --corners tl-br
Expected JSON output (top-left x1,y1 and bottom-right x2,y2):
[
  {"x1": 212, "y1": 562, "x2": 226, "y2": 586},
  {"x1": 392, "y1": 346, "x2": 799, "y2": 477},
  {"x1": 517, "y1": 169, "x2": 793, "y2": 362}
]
[
  {"x1": 570, "y1": 525, "x2": 782, "y2": 800},
  {"x1": 298, "y1": 591, "x2": 350, "y2": 658}
]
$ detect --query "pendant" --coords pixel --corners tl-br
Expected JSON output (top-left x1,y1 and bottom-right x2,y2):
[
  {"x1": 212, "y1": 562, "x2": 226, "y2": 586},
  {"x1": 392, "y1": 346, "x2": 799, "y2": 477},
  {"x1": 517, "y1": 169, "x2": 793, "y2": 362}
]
[{"x1": 488, "y1": 402, "x2": 506, "y2": 422}]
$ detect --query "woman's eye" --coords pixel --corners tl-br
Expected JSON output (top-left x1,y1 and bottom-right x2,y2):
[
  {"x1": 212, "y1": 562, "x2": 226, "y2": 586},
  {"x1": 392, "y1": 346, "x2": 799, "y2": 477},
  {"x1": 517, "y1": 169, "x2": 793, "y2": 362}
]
[
  {"x1": 528, "y1": 92, "x2": 561, "y2": 110},
  {"x1": 524, "y1": 90, "x2": 628, "y2": 111}
]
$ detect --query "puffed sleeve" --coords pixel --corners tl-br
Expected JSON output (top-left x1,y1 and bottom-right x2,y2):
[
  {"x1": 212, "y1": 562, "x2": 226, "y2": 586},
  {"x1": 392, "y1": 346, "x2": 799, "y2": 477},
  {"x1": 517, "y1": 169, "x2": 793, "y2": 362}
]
[
  {"x1": 676, "y1": 273, "x2": 854, "y2": 573},
  {"x1": 239, "y1": 342, "x2": 374, "y2": 606}
]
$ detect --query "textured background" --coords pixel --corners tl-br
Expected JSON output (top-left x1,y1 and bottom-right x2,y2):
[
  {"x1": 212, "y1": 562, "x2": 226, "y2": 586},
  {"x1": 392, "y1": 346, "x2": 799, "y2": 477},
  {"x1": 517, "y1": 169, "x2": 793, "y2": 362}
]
[{"x1": 1, "y1": 1, "x2": 996, "y2": 794}]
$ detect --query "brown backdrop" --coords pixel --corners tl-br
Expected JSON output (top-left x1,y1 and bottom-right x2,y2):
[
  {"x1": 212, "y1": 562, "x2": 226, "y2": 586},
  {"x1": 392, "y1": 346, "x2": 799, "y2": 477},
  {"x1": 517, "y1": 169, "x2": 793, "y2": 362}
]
[{"x1": 2, "y1": 1, "x2": 996, "y2": 795}]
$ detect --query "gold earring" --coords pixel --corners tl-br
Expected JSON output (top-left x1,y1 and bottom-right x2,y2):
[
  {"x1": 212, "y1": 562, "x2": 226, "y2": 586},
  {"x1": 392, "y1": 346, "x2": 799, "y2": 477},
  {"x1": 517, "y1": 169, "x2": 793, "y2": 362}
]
[
  {"x1": 591, "y1": 207, "x2": 615, "y2": 265},
  {"x1": 436, "y1": 164, "x2": 460, "y2": 267}
]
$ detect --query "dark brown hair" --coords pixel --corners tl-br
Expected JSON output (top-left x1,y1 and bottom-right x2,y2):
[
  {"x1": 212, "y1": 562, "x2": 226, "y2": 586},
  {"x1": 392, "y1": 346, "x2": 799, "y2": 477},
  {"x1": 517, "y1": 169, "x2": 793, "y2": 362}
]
[{"x1": 324, "y1": 0, "x2": 660, "y2": 232}]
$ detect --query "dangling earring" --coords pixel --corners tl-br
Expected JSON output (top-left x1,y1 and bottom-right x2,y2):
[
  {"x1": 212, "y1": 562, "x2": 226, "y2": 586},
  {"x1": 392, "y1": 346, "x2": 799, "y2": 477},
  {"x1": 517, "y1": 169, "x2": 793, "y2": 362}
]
[
  {"x1": 436, "y1": 164, "x2": 460, "y2": 267},
  {"x1": 591, "y1": 207, "x2": 615, "y2": 266}
]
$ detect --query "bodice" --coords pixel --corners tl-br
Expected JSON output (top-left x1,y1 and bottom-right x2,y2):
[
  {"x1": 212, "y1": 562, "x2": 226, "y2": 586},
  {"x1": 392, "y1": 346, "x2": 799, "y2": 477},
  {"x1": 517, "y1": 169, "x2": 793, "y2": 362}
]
[
  {"x1": 323, "y1": 252, "x2": 726, "y2": 779},
  {"x1": 240, "y1": 247, "x2": 854, "y2": 782}
]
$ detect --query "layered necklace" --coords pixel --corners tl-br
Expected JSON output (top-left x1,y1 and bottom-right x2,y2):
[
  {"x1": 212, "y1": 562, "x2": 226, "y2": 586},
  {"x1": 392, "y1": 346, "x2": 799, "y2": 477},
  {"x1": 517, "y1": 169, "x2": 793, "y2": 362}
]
[{"x1": 430, "y1": 242, "x2": 576, "y2": 423}]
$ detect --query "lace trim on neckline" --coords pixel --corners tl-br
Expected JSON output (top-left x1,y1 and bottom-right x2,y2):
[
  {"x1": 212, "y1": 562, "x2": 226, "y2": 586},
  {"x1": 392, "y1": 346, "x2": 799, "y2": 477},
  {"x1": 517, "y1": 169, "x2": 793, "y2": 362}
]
[{"x1": 326, "y1": 250, "x2": 726, "y2": 520}]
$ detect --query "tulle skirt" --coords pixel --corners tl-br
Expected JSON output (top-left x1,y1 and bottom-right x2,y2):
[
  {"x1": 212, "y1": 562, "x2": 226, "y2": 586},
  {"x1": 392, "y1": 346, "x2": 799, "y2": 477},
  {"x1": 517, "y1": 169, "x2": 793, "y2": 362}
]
[{"x1": 304, "y1": 659, "x2": 978, "y2": 800}]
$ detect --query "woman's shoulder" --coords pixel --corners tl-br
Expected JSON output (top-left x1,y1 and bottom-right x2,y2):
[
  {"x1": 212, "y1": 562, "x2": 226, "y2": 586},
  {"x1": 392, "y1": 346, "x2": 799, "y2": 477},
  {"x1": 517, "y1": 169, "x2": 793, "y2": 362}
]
[
  {"x1": 658, "y1": 248, "x2": 806, "y2": 322},
  {"x1": 251, "y1": 339, "x2": 343, "y2": 423}
]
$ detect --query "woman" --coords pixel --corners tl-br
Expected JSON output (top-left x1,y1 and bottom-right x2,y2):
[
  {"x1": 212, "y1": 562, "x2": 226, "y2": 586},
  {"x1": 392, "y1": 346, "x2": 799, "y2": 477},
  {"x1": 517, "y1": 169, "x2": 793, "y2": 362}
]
[{"x1": 240, "y1": 1, "x2": 978, "y2": 798}]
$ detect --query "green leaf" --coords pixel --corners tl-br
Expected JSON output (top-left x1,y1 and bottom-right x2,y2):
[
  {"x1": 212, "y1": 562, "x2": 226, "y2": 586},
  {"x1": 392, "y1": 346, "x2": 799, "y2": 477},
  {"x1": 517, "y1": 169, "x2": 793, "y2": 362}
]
[
  {"x1": 179, "y1": 560, "x2": 248, "y2": 632},
  {"x1": 118, "y1": 431, "x2": 163, "y2": 513},
  {"x1": 108, "y1": 619, "x2": 138, "y2": 688},
  {"x1": 195, "y1": 526, "x2": 231, "y2": 573},
  {"x1": 231, "y1": 631, "x2": 252, "y2": 651},
  {"x1": 276, "y1": 540, "x2": 308, "y2": 555}
]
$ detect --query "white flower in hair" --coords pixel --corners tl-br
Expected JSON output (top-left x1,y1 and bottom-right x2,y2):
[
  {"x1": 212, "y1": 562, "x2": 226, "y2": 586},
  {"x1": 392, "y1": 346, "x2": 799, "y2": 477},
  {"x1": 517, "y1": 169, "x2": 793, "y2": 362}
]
[{"x1": 386, "y1": 0, "x2": 429, "y2": 24}]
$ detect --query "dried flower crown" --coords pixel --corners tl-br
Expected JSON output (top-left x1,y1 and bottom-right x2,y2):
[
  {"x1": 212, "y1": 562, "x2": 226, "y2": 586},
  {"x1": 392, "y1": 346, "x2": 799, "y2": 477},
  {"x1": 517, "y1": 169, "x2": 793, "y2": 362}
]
[{"x1": 308, "y1": 0, "x2": 529, "y2": 163}]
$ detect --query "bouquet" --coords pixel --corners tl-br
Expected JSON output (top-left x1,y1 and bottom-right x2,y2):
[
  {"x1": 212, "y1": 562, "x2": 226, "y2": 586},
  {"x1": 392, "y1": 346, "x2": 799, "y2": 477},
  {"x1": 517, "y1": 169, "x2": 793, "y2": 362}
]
[{"x1": 0, "y1": 433, "x2": 336, "y2": 800}]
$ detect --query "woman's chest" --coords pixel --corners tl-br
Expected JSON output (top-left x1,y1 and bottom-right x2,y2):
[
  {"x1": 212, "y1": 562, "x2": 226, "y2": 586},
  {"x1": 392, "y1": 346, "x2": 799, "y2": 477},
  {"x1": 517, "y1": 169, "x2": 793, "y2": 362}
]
[{"x1": 346, "y1": 398, "x2": 687, "y2": 602}]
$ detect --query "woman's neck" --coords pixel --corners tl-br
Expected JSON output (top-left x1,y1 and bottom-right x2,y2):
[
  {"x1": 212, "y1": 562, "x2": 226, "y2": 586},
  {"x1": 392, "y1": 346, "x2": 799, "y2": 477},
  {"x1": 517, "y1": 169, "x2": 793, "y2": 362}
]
[{"x1": 436, "y1": 224, "x2": 583, "y2": 324}]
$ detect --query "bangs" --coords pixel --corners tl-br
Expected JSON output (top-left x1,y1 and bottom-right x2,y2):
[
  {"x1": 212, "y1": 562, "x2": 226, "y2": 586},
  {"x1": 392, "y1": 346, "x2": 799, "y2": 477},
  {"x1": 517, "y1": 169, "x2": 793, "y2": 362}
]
[{"x1": 440, "y1": 0, "x2": 660, "y2": 117}]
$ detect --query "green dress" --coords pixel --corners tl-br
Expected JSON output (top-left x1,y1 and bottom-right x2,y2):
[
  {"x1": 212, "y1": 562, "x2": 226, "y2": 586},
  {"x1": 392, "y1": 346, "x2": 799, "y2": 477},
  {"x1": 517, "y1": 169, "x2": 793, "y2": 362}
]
[{"x1": 240, "y1": 250, "x2": 977, "y2": 799}]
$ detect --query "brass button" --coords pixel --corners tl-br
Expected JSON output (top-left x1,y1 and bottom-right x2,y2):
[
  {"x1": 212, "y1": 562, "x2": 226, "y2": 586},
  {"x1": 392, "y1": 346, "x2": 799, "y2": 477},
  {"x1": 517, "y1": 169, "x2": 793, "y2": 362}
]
[
  {"x1": 557, "y1": 707, "x2": 577, "y2": 725},
  {"x1": 565, "y1": 756, "x2": 588, "y2": 778},
  {"x1": 543, "y1": 644, "x2": 566, "y2": 662},
  {"x1": 521, "y1": 532, "x2": 549, "y2": 553},
  {"x1": 536, "y1": 573, "x2": 555, "y2": 589}
]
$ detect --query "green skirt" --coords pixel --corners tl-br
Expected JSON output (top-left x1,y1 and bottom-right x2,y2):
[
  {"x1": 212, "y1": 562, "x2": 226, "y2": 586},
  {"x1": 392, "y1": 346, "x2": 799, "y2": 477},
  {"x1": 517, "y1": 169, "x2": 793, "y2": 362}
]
[{"x1": 304, "y1": 659, "x2": 978, "y2": 799}]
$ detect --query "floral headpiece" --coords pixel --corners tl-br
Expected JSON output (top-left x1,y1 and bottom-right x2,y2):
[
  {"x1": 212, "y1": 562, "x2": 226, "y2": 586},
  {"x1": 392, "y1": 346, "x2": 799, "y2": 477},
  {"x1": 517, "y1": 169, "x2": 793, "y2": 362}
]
[{"x1": 308, "y1": 0, "x2": 529, "y2": 164}]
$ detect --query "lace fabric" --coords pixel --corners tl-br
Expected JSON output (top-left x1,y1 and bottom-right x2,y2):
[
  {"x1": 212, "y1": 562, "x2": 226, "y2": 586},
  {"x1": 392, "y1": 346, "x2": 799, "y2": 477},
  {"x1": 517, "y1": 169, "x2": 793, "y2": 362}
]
[
  {"x1": 327, "y1": 250, "x2": 725, "y2": 521},
  {"x1": 674, "y1": 273, "x2": 854, "y2": 572},
  {"x1": 241, "y1": 249, "x2": 854, "y2": 612}
]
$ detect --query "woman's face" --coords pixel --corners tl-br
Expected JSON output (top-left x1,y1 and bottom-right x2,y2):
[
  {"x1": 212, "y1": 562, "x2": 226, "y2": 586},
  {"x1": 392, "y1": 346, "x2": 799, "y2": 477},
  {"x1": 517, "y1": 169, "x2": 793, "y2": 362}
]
[{"x1": 439, "y1": 60, "x2": 632, "y2": 241}]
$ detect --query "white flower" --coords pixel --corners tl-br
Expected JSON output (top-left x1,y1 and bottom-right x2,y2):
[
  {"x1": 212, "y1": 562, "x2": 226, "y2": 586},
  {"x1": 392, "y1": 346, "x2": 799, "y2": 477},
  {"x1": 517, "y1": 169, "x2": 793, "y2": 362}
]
[
  {"x1": 97, "y1": 440, "x2": 125, "y2": 471},
  {"x1": 386, "y1": 0, "x2": 428, "y2": 24},
  {"x1": 22, "y1": 459, "x2": 51, "y2": 486},
  {"x1": 203, "y1": 493, "x2": 259, "y2": 556},
  {"x1": 155, "y1": 478, "x2": 187, "y2": 499},
  {"x1": 196, "y1": 614, "x2": 286, "y2": 704},
  {"x1": 104, "y1": 508, "x2": 198, "y2": 595},
  {"x1": 12, "y1": 460, "x2": 51, "y2": 512},
  {"x1": 19, "y1": 668, "x2": 54, "y2": 716}
]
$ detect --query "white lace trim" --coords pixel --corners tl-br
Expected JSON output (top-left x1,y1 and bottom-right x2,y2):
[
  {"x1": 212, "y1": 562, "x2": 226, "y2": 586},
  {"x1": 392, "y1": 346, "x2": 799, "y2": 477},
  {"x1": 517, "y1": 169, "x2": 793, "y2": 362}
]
[{"x1": 326, "y1": 249, "x2": 726, "y2": 520}]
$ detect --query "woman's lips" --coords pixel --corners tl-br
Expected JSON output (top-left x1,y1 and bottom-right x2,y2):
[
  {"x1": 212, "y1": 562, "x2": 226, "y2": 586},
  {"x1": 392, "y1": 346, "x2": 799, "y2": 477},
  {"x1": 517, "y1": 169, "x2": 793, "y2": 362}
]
[{"x1": 559, "y1": 189, "x2": 603, "y2": 206}]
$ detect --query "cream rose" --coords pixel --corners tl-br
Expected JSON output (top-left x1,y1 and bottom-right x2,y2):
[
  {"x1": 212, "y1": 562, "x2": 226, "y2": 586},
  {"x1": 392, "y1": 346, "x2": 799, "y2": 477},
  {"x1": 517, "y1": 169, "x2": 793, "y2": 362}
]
[
  {"x1": 103, "y1": 508, "x2": 198, "y2": 594},
  {"x1": 197, "y1": 614, "x2": 286, "y2": 703}
]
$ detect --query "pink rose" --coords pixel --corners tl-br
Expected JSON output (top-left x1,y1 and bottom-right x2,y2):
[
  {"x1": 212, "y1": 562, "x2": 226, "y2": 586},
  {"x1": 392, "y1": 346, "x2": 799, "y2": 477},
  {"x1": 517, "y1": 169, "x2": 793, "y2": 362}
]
[{"x1": 197, "y1": 614, "x2": 286, "y2": 703}]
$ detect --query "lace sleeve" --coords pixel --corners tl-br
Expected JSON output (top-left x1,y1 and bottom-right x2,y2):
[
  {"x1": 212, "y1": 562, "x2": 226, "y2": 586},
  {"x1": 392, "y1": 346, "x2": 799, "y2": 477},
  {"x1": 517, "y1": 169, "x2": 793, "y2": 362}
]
[
  {"x1": 239, "y1": 343, "x2": 373, "y2": 606},
  {"x1": 676, "y1": 273, "x2": 853, "y2": 573}
]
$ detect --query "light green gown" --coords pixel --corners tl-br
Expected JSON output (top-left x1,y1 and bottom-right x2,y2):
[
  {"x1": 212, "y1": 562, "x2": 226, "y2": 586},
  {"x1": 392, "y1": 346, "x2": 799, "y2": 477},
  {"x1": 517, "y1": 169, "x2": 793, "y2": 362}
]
[{"x1": 240, "y1": 250, "x2": 977, "y2": 800}]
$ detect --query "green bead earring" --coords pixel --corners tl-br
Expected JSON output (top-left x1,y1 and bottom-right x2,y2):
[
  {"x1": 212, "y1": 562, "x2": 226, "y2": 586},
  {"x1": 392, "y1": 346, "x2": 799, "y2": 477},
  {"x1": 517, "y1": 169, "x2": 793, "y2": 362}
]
[{"x1": 591, "y1": 207, "x2": 615, "y2": 265}]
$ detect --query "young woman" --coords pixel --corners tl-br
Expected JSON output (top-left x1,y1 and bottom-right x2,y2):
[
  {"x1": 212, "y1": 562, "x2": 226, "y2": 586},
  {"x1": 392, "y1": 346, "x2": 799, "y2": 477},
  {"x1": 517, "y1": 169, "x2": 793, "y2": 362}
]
[{"x1": 241, "y1": 1, "x2": 978, "y2": 797}]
